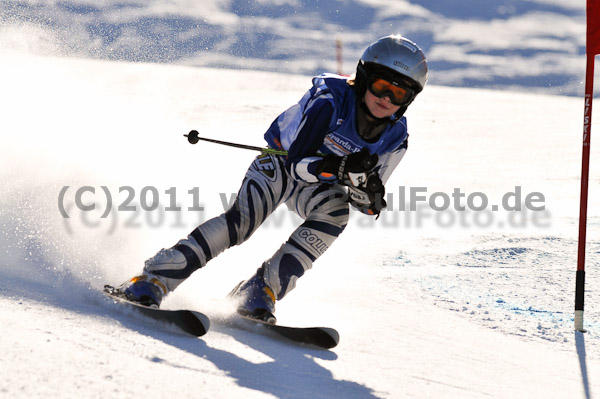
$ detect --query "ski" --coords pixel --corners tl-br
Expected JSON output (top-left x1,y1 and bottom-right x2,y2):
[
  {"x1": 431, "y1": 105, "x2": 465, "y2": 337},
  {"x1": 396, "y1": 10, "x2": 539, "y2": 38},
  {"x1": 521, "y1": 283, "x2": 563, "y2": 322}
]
[
  {"x1": 236, "y1": 315, "x2": 339, "y2": 349},
  {"x1": 103, "y1": 285, "x2": 337, "y2": 347},
  {"x1": 103, "y1": 285, "x2": 210, "y2": 337}
]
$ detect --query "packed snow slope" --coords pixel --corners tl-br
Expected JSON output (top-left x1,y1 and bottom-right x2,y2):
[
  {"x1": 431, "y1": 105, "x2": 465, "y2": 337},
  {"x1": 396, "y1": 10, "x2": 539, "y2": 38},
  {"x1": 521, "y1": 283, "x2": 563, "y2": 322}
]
[
  {"x1": 0, "y1": 0, "x2": 590, "y2": 96},
  {"x1": 1, "y1": 51, "x2": 600, "y2": 397}
]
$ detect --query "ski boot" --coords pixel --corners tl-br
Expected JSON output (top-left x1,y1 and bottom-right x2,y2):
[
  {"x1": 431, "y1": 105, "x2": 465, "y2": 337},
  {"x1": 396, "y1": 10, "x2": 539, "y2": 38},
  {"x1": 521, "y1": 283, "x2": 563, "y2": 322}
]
[
  {"x1": 118, "y1": 274, "x2": 168, "y2": 308},
  {"x1": 230, "y1": 269, "x2": 277, "y2": 324}
]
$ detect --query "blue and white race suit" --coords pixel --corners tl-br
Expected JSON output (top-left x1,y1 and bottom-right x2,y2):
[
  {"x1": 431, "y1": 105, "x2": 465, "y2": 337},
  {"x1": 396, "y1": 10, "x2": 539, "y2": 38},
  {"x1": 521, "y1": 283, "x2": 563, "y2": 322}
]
[
  {"x1": 265, "y1": 73, "x2": 408, "y2": 186},
  {"x1": 143, "y1": 74, "x2": 409, "y2": 300}
]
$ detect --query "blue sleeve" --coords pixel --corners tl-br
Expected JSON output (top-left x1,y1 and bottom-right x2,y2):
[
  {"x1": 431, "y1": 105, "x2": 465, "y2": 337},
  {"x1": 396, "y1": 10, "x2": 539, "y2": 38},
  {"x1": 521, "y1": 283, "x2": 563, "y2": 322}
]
[{"x1": 285, "y1": 99, "x2": 335, "y2": 182}]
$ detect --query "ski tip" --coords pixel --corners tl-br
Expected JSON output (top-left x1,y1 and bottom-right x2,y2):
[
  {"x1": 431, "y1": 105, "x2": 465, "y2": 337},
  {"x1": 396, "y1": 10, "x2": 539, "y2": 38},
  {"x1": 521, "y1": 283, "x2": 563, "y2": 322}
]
[
  {"x1": 191, "y1": 310, "x2": 211, "y2": 332},
  {"x1": 319, "y1": 328, "x2": 340, "y2": 349}
]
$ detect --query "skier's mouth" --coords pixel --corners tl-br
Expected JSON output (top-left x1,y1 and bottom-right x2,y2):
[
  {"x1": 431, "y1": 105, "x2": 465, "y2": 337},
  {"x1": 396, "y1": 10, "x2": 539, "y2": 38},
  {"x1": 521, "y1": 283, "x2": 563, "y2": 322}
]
[{"x1": 375, "y1": 101, "x2": 391, "y2": 111}]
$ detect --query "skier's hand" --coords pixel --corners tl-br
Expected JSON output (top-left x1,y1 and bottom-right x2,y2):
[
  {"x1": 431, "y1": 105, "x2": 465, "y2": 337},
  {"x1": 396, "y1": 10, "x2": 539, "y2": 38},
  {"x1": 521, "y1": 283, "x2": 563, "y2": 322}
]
[
  {"x1": 347, "y1": 173, "x2": 387, "y2": 216},
  {"x1": 317, "y1": 148, "x2": 378, "y2": 182}
]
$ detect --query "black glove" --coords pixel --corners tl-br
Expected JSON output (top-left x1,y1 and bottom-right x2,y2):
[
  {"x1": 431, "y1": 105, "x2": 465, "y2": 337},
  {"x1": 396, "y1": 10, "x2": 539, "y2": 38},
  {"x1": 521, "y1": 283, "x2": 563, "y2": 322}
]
[
  {"x1": 317, "y1": 148, "x2": 378, "y2": 182},
  {"x1": 347, "y1": 173, "x2": 387, "y2": 216}
]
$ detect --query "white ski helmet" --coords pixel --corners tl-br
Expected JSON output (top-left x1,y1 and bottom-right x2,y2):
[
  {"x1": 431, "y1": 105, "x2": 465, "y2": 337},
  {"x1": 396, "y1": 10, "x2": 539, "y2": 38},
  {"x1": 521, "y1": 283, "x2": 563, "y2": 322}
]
[{"x1": 355, "y1": 35, "x2": 428, "y2": 115}]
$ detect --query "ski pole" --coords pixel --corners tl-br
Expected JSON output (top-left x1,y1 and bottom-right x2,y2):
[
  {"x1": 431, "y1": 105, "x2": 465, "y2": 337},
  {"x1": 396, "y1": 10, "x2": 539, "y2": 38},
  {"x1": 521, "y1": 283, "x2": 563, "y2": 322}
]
[{"x1": 184, "y1": 130, "x2": 288, "y2": 156}]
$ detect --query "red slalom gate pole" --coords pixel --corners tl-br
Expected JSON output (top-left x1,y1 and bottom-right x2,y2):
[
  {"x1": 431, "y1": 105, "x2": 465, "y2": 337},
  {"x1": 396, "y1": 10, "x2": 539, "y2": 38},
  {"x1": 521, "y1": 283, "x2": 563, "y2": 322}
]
[
  {"x1": 576, "y1": 0, "x2": 600, "y2": 332},
  {"x1": 336, "y1": 38, "x2": 343, "y2": 75},
  {"x1": 575, "y1": 54, "x2": 595, "y2": 332}
]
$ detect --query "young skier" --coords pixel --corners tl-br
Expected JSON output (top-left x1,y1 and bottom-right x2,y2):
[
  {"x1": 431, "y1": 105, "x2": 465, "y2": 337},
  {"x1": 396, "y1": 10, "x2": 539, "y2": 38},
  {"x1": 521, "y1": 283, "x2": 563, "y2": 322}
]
[{"x1": 115, "y1": 35, "x2": 428, "y2": 323}]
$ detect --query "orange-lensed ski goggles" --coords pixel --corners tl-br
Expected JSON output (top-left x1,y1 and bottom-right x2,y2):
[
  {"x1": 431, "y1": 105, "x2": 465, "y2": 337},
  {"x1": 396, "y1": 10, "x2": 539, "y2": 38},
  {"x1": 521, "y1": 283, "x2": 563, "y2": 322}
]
[{"x1": 367, "y1": 76, "x2": 415, "y2": 106}]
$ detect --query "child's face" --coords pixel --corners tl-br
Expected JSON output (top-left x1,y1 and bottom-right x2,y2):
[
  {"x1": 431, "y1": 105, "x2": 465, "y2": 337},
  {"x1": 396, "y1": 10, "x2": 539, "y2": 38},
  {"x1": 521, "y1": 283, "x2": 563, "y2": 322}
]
[{"x1": 363, "y1": 89, "x2": 401, "y2": 119}]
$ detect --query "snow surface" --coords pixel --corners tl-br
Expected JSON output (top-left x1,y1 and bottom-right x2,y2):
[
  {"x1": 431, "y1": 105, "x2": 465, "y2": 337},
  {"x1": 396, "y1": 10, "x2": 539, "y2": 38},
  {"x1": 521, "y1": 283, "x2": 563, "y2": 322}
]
[{"x1": 2, "y1": 24, "x2": 600, "y2": 399}]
